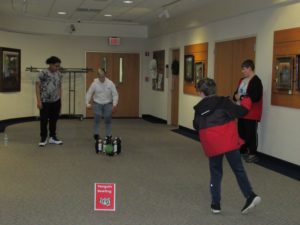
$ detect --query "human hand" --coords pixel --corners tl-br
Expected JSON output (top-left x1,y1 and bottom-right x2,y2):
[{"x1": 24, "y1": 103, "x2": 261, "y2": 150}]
[
  {"x1": 235, "y1": 93, "x2": 241, "y2": 100},
  {"x1": 112, "y1": 106, "x2": 117, "y2": 113},
  {"x1": 37, "y1": 100, "x2": 43, "y2": 109},
  {"x1": 86, "y1": 103, "x2": 92, "y2": 109}
]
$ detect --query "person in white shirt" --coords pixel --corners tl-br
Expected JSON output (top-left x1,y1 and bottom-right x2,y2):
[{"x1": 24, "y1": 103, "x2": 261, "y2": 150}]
[{"x1": 86, "y1": 68, "x2": 119, "y2": 140}]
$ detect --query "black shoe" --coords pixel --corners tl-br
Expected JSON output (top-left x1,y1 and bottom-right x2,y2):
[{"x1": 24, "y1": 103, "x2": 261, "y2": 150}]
[
  {"x1": 241, "y1": 192, "x2": 261, "y2": 214},
  {"x1": 211, "y1": 203, "x2": 221, "y2": 214},
  {"x1": 245, "y1": 155, "x2": 259, "y2": 163}
]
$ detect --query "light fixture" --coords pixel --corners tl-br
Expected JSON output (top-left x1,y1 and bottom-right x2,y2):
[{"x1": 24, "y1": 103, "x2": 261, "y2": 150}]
[
  {"x1": 123, "y1": 0, "x2": 133, "y2": 3},
  {"x1": 104, "y1": 14, "x2": 112, "y2": 17},
  {"x1": 57, "y1": 11, "x2": 67, "y2": 15}
]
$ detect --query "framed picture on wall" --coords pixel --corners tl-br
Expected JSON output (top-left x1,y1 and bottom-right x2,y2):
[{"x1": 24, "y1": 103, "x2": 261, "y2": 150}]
[
  {"x1": 275, "y1": 56, "x2": 293, "y2": 90},
  {"x1": 0, "y1": 47, "x2": 21, "y2": 92},
  {"x1": 184, "y1": 55, "x2": 194, "y2": 82},
  {"x1": 153, "y1": 50, "x2": 165, "y2": 91},
  {"x1": 195, "y1": 61, "x2": 205, "y2": 86}
]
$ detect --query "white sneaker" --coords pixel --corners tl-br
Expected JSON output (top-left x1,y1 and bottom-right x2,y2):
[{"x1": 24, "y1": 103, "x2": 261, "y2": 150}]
[
  {"x1": 39, "y1": 137, "x2": 47, "y2": 147},
  {"x1": 49, "y1": 136, "x2": 63, "y2": 145}
]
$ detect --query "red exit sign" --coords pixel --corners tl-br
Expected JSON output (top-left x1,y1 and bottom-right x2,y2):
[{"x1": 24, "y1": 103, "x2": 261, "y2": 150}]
[{"x1": 108, "y1": 37, "x2": 121, "y2": 46}]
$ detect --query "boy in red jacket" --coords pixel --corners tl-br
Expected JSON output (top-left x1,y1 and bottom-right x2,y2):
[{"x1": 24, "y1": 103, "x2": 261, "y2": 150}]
[
  {"x1": 233, "y1": 59, "x2": 263, "y2": 163},
  {"x1": 193, "y1": 78, "x2": 261, "y2": 214}
]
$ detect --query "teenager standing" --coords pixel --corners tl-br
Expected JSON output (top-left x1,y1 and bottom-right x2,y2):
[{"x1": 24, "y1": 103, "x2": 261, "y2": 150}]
[{"x1": 36, "y1": 56, "x2": 63, "y2": 147}]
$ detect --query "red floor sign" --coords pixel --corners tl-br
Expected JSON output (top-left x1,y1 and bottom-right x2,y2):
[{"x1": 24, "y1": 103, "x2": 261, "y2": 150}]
[{"x1": 94, "y1": 183, "x2": 116, "y2": 211}]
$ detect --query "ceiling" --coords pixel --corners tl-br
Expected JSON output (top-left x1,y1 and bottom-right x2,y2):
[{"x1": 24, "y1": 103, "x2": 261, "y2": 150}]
[
  {"x1": 0, "y1": 0, "x2": 299, "y2": 37},
  {"x1": 0, "y1": 0, "x2": 213, "y2": 25}
]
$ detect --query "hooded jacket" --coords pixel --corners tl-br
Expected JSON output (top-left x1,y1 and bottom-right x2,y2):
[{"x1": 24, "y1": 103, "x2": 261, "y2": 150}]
[{"x1": 193, "y1": 96, "x2": 251, "y2": 157}]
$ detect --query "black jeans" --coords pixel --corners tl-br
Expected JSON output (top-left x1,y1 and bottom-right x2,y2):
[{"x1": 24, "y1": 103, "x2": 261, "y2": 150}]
[
  {"x1": 238, "y1": 118, "x2": 258, "y2": 155},
  {"x1": 209, "y1": 150, "x2": 253, "y2": 204},
  {"x1": 40, "y1": 99, "x2": 61, "y2": 139}
]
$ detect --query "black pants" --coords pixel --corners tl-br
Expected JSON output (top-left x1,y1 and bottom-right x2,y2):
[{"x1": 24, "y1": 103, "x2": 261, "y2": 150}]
[
  {"x1": 40, "y1": 99, "x2": 61, "y2": 139},
  {"x1": 238, "y1": 118, "x2": 258, "y2": 155}
]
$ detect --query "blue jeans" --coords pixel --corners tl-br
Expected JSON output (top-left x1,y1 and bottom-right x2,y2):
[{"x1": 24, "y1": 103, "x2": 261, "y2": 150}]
[
  {"x1": 93, "y1": 102, "x2": 113, "y2": 137},
  {"x1": 209, "y1": 149, "x2": 252, "y2": 204}
]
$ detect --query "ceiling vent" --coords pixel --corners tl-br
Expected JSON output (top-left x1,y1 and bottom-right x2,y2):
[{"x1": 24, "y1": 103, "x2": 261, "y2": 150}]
[
  {"x1": 113, "y1": 19, "x2": 133, "y2": 23},
  {"x1": 76, "y1": 8, "x2": 102, "y2": 13}
]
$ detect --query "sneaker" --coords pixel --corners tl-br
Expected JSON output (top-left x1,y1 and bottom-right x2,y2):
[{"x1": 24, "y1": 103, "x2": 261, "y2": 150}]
[
  {"x1": 49, "y1": 136, "x2": 63, "y2": 145},
  {"x1": 39, "y1": 137, "x2": 47, "y2": 147},
  {"x1": 211, "y1": 203, "x2": 221, "y2": 214},
  {"x1": 241, "y1": 192, "x2": 261, "y2": 214},
  {"x1": 245, "y1": 155, "x2": 259, "y2": 163},
  {"x1": 242, "y1": 153, "x2": 250, "y2": 160}
]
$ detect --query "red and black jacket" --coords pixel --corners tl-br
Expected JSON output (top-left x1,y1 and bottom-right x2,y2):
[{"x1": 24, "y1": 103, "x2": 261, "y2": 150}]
[
  {"x1": 233, "y1": 75, "x2": 263, "y2": 121},
  {"x1": 193, "y1": 96, "x2": 251, "y2": 157}
]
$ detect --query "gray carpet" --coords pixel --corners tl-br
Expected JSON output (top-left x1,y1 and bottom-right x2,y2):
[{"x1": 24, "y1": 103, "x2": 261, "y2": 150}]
[{"x1": 0, "y1": 119, "x2": 299, "y2": 225}]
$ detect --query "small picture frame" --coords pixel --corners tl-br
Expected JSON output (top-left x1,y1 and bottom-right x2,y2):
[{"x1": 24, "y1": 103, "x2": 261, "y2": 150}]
[
  {"x1": 0, "y1": 47, "x2": 21, "y2": 92},
  {"x1": 275, "y1": 56, "x2": 293, "y2": 90},
  {"x1": 184, "y1": 55, "x2": 194, "y2": 82},
  {"x1": 195, "y1": 61, "x2": 205, "y2": 86}
]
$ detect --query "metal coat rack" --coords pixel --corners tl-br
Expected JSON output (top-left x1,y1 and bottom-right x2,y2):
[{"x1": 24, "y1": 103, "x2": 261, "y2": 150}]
[{"x1": 26, "y1": 66, "x2": 93, "y2": 120}]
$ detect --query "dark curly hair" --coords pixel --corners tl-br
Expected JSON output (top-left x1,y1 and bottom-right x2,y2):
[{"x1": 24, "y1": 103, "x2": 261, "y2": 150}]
[{"x1": 46, "y1": 56, "x2": 61, "y2": 65}]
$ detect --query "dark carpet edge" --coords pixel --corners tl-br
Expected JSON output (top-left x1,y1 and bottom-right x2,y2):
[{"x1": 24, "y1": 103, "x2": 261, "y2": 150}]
[{"x1": 172, "y1": 126, "x2": 300, "y2": 181}]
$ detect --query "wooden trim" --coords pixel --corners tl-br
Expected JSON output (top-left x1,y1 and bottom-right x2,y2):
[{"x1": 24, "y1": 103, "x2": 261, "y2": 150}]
[
  {"x1": 184, "y1": 43, "x2": 208, "y2": 96},
  {"x1": 272, "y1": 27, "x2": 300, "y2": 108}
]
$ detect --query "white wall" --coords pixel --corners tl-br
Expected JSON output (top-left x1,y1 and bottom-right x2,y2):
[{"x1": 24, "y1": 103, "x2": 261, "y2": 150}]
[
  {"x1": 0, "y1": 31, "x2": 146, "y2": 120},
  {"x1": 141, "y1": 3, "x2": 300, "y2": 165}
]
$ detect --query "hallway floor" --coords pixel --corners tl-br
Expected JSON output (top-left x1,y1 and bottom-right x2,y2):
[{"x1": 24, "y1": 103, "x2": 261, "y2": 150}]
[{"x1": 0, "y1": 119, "x2": 299, "y2": 225}]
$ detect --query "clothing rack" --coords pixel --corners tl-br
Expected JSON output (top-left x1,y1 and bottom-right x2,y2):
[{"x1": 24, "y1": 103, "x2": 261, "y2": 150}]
[{"x1": 26, "y1": 66, "x2": 93, "y2": 120}]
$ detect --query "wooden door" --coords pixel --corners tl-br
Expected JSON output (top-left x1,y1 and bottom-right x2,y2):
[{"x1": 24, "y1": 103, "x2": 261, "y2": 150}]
[
  {"x1": 214, "y1": 37, "x2": 256, "y2": 96},
  {"x1": 232, "y1": 37, "x2": 256, "y2": 91},
  {"x1": 112, "y1": 53, "x2": 139, "y2": 117},
  {"x1": 86, "y1": 52, "x2": 139, "y2": 118},
  {"x1": 215, "y1": 41, "x2": 233, "y2": 96},
  {"x1": 171, "y1": 49, "x2": 180, "y2": 126}
]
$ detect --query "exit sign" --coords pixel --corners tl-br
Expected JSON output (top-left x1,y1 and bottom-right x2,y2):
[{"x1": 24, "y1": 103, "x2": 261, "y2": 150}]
[{"x1": 108, "y1": 37, "x2": 121, "y2": 46}]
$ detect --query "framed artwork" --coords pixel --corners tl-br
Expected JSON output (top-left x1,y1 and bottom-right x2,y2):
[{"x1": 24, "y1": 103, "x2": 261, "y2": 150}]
[
  {"x1": 0, "y1": 47, "x2": 21, "y2": 92},
  {"x1": 184, "y1": 55, "x2": 194, "y2": 82},
  {"x1": 152, "y1": 50, "x2": 165, "y2": 91},
  {"x1": 275, "y1": 56, "x2": 293, "y2": 90},
  {"x1": 195, "y1": 61, "x2": 205, "y2": 86}
]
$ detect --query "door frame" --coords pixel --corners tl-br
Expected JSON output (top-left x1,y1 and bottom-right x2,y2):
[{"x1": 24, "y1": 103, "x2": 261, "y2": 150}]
[
  {"x1": 167, "y1": 47, "x2": 180, "y2": 126},
  {"x1": 84, "y1": 50, "x2": 142, "y2": 118}
]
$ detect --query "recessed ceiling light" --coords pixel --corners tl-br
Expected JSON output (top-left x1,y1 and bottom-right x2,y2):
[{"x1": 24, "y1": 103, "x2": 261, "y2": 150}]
[
  {"x1": 104, "y1": 14, "x2": 112, "y2": 17},
  {"x1": 123, "y1": 0, "x2": 133, "y2": 3},
  {"x1": 57, "y1": 11, "x2": 67, "y2": 15}
]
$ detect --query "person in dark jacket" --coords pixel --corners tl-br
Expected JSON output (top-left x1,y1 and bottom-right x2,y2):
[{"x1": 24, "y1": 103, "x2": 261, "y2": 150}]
[
  {"x1": 233, "y1": 59, "x2": 263, "y2": 163},
  {"x1": 193, "y1": 78, "x2": 261, "y2": 215}
]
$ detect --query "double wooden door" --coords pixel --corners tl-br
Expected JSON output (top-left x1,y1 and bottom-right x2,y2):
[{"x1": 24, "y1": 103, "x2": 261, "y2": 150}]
[
  {"x1": 86, "y1": 52, "x2": 140, "y2": 118},
  {"x1": 214, "y1": 37, "x2": 256, "y2": 96}
]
